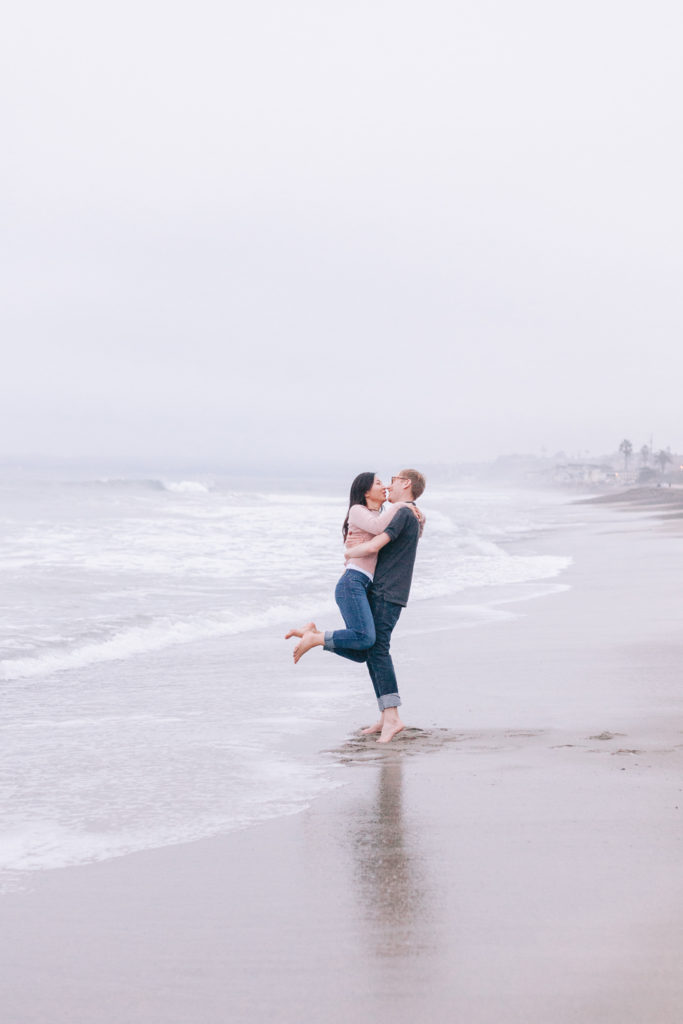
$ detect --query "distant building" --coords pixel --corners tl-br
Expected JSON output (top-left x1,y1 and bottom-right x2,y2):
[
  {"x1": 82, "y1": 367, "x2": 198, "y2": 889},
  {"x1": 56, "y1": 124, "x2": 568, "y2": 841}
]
[{"x1": 553, "y1": 463, "x2": 617, "y2": 485}]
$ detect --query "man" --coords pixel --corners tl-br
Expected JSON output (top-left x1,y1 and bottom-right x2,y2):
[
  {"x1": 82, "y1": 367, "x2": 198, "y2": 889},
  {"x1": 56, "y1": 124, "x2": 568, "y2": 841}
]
[{"x1": 333, "y1": 468, "x2": 426, "y2": 744}]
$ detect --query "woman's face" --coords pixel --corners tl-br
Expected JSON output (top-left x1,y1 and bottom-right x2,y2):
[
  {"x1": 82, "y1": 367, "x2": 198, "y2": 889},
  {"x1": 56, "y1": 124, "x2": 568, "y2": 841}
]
[{"x1": 365, "y1": 477, "x2": 387, "y2": 506}]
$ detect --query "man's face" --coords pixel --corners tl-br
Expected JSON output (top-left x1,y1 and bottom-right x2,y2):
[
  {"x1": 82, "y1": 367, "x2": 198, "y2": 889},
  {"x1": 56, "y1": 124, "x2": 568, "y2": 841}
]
[{"x1": 387, "y1": 474, "x2": 410, "y2": 503}]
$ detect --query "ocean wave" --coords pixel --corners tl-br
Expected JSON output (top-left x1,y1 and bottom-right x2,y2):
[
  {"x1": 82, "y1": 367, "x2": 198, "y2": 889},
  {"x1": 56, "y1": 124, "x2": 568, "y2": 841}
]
[
  {"x1": 69, "y1": 478, "x2": 212, "y2": 494},
  {"x1": 91, "y1": 477, "x2": 166, "y2": 490},
  {"x1": 0, "y1": 554, "x2": 572, "y2": 683},
  {"x1": 162, "y1": 480, "x2": 211, "y2": 494},
  {"x1": 259, "y1": 492, "x2": 340, "y2": 505},
  {"x1": 411, "y1": 554, "x2": 572, "y2": 601},
  {"x1": 0, "y1": 600, "x2": 336, "y2": 682}
]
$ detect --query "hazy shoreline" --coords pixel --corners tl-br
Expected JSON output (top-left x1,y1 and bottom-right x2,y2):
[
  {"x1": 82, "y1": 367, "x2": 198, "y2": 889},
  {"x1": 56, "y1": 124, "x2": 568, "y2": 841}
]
[
  {"x1": 578, "y1": 484, "x2": 683, "y2": 514},
  {"x1": 2, "y1": 501, "x2": 683, "y2": 1022}
]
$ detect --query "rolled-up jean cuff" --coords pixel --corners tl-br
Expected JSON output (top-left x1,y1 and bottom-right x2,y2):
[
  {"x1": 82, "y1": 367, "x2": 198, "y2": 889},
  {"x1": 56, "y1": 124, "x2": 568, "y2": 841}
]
[
  {"x1": 378, "y1": 693, "x2": 401, "y2": 710},
  {"x1": 323, "y1": 631, "x2": 335, "y2": 651}
]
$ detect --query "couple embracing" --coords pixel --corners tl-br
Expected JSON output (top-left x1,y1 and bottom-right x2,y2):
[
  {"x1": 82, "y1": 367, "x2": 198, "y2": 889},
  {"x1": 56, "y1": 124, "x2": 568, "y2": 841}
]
[{"x1": 286, "y1": 468, "x2": 426, "y2": 744}]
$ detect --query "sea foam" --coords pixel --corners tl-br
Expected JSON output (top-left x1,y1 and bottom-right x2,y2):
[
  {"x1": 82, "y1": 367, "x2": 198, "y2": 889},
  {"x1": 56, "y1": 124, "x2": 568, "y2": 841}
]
[{"x1": 0, "y1": 600, "x2": 337, "y2": 682}]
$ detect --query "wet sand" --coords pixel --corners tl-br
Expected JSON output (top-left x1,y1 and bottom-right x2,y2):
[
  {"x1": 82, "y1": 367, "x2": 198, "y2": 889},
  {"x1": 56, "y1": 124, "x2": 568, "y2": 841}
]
[{"x1": 2, "y1": 504, "x2": 683, "y2": 1023}]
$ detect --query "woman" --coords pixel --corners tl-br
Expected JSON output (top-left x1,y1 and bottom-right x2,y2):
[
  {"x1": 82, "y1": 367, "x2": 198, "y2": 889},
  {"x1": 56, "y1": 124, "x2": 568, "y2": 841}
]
[{"x1": 285, "y1": 472, "x2": 414, "y2": 663}]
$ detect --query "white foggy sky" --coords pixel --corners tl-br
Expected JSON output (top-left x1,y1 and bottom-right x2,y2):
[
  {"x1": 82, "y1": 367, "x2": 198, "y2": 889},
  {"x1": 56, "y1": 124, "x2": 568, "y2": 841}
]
[{"x1": 2, "y1": 0, "x2": 682, "y2": 468}]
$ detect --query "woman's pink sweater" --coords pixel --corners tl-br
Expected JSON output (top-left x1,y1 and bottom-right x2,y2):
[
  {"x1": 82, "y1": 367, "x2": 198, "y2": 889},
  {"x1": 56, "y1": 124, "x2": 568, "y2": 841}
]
[{"x1": 345, "y1": 502, "x2": 409, "y2": 578}]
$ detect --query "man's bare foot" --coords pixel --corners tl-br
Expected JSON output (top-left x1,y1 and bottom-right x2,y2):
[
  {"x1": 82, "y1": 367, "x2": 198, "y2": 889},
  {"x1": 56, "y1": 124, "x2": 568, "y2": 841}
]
[
  {"x1": 377, "y1": 718, "x2": 405, "y2": 743},
  {"x1": 292, "y1": 629, "x2": 324, "y2": 664},
  {"x1": 285, "y1": 622, "x2": 317, "y2": 640},
  {"x1": 361, "y1": 720, "x2": 383, "y2": 735}
]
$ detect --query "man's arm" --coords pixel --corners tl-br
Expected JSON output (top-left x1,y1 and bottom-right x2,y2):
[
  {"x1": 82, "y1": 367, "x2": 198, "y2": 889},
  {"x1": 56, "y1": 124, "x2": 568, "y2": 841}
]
[
  {"x1": 348, "y1": 502, "x2": 408, "y2": 535},
  {"x1": 344, "y1": 531, "x2": 391, "y2": 562},
  {"x1": 346, "y1": 505, "x2": 423, "y2": 562}
]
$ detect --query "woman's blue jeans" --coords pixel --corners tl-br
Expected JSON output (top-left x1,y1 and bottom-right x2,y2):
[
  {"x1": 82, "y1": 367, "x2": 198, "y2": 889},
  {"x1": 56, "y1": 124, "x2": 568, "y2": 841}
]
[
  {"x1": 323, "y1": 569, "x2": 376, "y2": 651},
  {"x1": 326, "y1": 589, "x2": 402, "y2": 710}
]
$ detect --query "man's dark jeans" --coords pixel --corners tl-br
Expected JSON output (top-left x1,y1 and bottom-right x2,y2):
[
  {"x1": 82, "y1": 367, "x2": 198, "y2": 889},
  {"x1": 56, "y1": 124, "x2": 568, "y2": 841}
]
[{"x1": 329, "y1": 590, "x2": 403, "y2": 710}]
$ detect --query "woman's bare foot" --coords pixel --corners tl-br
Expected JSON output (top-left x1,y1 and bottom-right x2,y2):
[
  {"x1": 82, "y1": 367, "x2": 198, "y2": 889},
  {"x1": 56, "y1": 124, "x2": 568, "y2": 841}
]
[
  {"x1": 377, "y1": 712, "x2": 405, "y2": 743},
  {"x1": 285, "y1": 622, "x2": 317, "y2": 640},
  {"x1": 361, "y1": 720, "x2": 383, "y2": 735},
  {"x1": 292, "y1": 629, "x2": 324, "y2": 664}
]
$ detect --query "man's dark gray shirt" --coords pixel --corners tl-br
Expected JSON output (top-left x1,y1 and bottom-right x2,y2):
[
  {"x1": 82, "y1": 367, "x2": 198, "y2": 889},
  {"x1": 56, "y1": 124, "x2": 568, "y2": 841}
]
[{"x1": 370, "y1": 505, "x2": 421, "y2": 607}]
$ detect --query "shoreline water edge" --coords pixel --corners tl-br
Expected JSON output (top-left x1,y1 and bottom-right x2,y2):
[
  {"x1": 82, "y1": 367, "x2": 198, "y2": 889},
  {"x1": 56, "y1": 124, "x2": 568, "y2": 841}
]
[{"x1": 1, "y1": 477, "x2": 574, "y2": 886}]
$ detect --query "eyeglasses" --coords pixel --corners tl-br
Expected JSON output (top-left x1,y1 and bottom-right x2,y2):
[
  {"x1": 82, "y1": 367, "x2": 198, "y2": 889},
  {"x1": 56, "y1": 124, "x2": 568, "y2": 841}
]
[{"x1": 391, "y1": 476, "x2": 409, "y2": 484}]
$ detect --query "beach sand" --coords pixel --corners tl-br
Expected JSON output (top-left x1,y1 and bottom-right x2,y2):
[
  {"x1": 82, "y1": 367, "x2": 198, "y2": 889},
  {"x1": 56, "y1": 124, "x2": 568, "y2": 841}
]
[{"x1": 2, "y1": 501, "x2": 683, "y2": 1023}]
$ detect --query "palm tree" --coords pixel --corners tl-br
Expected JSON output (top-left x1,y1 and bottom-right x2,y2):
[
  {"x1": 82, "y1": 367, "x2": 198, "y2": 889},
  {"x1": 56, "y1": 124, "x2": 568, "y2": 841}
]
[
  {"x1": 639, "y1": 444, "x2": 650, "y2": 466},
  {"x1": 618, "y1": 439, "x2": 633, "y2": 472},
  {"x1": 655, "y1": 449, "x2": 673, "y2": 475}
]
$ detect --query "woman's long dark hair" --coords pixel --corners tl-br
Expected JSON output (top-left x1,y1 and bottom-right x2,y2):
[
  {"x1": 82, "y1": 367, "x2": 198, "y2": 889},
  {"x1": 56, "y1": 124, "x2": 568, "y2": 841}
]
[{"x1": 342, "y1": 471, "x2": 376, "y2": 541}]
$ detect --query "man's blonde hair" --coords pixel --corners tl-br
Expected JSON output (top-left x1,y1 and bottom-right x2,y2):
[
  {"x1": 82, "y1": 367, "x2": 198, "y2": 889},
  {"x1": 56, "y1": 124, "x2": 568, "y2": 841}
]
[{"x1": 399, "y1": 469, "x2": 426, "y2": 500}]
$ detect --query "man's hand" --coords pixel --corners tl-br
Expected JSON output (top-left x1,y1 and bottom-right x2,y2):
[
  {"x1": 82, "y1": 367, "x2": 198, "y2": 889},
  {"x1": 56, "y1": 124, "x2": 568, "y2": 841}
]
[
  {"x1": 344, "y1": 542, "x2": 368, "y2": 563},
  {"x1": 345, "y1": 532, "x2": 391, "y2": 562}
]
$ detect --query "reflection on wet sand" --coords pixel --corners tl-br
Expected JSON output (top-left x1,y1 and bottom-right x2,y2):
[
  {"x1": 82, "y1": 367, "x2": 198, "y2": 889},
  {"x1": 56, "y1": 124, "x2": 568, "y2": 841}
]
[{"x1": 337, "y1": 744, "x2": 435, "y2": 959}]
